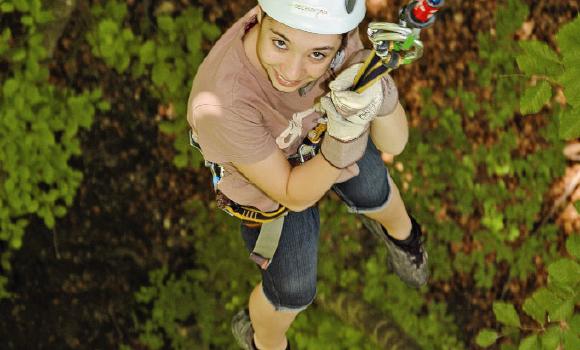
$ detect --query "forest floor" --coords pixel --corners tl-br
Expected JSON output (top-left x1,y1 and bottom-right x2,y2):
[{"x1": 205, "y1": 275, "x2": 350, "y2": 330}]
[{"x1": 0, "y1": 0, "x2": 578, "y2": 349}]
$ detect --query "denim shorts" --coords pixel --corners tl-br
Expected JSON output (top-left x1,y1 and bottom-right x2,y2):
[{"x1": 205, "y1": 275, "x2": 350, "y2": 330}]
[{"x1": 240, "y1": 138, "x2": 392, "y2": 312}]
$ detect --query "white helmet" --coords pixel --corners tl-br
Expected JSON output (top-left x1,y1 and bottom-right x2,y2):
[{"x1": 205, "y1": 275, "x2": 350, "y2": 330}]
[{"x1": 257, "y1": 0, "x2": 365, "y2": 35}]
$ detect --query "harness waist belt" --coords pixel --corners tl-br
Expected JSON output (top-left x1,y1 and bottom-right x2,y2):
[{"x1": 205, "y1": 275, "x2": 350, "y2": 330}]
[{"x1": 189, "y1": 128, "x2": 322, "y2": 270}]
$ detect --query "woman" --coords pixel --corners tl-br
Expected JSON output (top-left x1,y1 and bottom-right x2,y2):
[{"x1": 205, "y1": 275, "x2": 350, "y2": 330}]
[{"x1": 187, "y1": 1, "x2": 428, "y2": 349}]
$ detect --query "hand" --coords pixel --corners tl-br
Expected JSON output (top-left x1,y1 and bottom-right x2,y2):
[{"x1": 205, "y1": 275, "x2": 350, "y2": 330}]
[
  {"x1": 328, "y1": 63, "x2": 384, "y2": 122},
  {"x1": 315, "y1": 63, "x2": 382, "y2": 142},
  {"x1": 319, "y1": 95, "x2": 369, "y2": 142},
  {"x1": 314, "y1": 64, "x2": 385, "y2": 169}
]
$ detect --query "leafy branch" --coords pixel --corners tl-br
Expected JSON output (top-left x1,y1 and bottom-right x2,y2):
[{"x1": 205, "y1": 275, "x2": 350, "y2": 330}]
[
  {"x1": 516, "y1": 16, "x2": 580, "y2": 139},
  {"x1": 0, "y1": 0, "x2": 108, "y2": 299},
  {"x1": 476, "y1": 234, "x2": 580, "y2": 349}
]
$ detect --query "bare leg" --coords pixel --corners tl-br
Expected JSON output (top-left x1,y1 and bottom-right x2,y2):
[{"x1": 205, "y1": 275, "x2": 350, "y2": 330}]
[
  {"x1": 249, "y1": 282, "x2": 300, "y2": 350},
  {"x1": 363, "y1": 177, "x2": 412, "y2": 240}
]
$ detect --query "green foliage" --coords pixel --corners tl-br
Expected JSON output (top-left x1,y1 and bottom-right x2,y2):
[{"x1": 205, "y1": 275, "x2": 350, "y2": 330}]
[
  {"x1": 518, "y1": 334, "x2": 539, "y2": 350},
  {"x1": 289, "y1": 309, "x2": 377, "y2": 350},
  {"x1": 134, "y1": 267, "x2": 211, "y2": 350},
  {"x1": 359, "y1": 258, "x2": 465, "y2": 349},
  {"x1": 476, "y1": 236, "x2": 580, "y2": 348},
  {"x1": 476, "y1": 329, "x2": 500, "y2": 347},
  {"x1": 516, "y1": 41, "x2": 563, "y2": 77},
  {"x1": 130, "y1": 199, "x2": 258, "y2": 349},
  {"x1": 86, "y1": 0, "x2": 134, "y2": 72},
  {"x1": 519, "y1": 80, "x2": 551, "y2": 115},
  {"x1": 556, "y1": 17, "x2": 580, "y2": 108},
  {"x1": 0, "y1": 0, "x2": 106, "y2": 299},
  {"x1": 473, "y1": 0, "x2": 528, "y2": 129},
  {"x1": 516, "y1": 16, "x2": 580, "y2": 139},
  {"x1": 557, "y1": 107, "x2": 580, "y2": 140},
  {"x1": 395, "y1": 0, "x2": 565, "y2": 291},
  {"x1": 311, "y1": 199, "x2": 464, "y2": 350},
  {"x1": 86, "y1": 1, "x2": 220, "y2": 169},
  {"x1": 493, "y1": 302, "x2": 521, "y2": 328},
  {"x1": 567, "y1": 233, "x2": 580, "y2": 259},
  {"x1": 496, "y1": 0, "x2": 529, "y2": 40}
]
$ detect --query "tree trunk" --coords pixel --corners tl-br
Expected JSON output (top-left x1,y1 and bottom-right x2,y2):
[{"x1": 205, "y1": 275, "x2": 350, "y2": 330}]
[
  {"x1": 40, "y1": 0, "x2": 77, "y2": 58},
  {"x1": 317, "y1": 290, "x2": 422, "y2": 350}
]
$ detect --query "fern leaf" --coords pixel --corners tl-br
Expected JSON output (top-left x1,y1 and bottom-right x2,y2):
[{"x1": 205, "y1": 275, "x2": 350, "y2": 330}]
[
  {"x1": 559, "y1": 107, "x2": 580, "y2": 140},
  {"x1": 520, "y1": 80, "x2": 552, "y2": 115},
  {"x1": 516, "y1": 41, "x2": 563, "y2": 77}
]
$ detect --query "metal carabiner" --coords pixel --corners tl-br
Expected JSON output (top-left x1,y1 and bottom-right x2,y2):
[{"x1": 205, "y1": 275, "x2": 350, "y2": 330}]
[{"x1": 367, "y1": 22, "x2": 424, "y2": 65}]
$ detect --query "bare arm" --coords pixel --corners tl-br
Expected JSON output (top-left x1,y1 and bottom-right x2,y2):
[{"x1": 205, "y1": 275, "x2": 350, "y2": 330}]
[
  {"x1": 370, "y1": 102, "x2": 408, "y2": 155},
  {"x1": 234, "y1": 150, "x2": 342, "y2": 212}
]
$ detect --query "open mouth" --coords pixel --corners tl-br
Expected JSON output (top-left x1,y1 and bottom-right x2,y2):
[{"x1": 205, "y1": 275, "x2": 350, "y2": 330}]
[{"x1": 274, "y1": 71, "x2": 302, "y2": 88}]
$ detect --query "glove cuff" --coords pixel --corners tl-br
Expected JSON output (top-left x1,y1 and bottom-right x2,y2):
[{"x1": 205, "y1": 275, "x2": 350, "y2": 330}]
[
  {"x1": 320, "y1": 128, "x2": 370, "y2": 169},
  {"x1": 376, "y1": 75, "x2": 399, "y2": 117}
]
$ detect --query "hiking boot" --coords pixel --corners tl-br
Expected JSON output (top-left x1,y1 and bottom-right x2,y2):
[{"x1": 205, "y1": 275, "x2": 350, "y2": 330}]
[
  {"x1": 232, "y1": 309, "x2": 257, "y2": 350},
  {"x1": 359, "y1": 215, "x2": 429, "y2": 288}
]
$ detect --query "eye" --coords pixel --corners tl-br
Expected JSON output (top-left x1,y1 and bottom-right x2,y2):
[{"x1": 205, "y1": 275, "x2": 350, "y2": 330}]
[
  {"x1": 273, "y1": 39, "x2": 287, "y2": 50},
  {"x1": 311, "y1": 52, "x2": 327, "y2": 61}
]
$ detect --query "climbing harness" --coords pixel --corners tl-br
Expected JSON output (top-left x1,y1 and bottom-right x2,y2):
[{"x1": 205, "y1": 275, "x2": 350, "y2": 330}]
[
  {"x1": 190, "y1": 126, "x2": 322, "y2": 270},
  {"x1": 189, "y1": 130, "x2": 290, "y2": 269},
  {"x1": 190, "y1": 0, "x2": 444, "y2": 271}
]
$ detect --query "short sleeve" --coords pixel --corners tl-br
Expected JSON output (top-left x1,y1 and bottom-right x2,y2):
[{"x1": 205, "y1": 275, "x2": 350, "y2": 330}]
[{"x1": 193, "y1": 105, "x2": 277, "y2": 164}]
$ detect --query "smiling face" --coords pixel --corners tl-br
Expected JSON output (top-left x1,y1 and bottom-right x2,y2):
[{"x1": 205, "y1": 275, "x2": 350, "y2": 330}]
[{"x1": 255, "y1": 12, "x2": 343, "y2": 93}]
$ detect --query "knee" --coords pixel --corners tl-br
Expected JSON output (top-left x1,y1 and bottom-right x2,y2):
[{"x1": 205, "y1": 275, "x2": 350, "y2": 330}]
[
  {"x1": 366, "y1": 181, "x2": 391, "y2": 208},
  {"x1": 350, "y1": 176, "x2": 391, "y2": 209},
  {"x1": 264, "y1": 274, "x2": 317, "y2": 312}
]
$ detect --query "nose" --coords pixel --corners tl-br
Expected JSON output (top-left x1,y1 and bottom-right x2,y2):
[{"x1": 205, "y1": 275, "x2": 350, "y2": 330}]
[{"x1": 280, "y1": 55, "x2": 304, "y2": 81}]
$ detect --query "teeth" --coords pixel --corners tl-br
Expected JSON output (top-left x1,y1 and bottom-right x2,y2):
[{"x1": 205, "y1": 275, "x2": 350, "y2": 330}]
[
  {"x1": 277, "y1": 72, "x2": 298, "y2": 86},
  {"x1": 279, "y1": 75, "x2": 292, "y2": 83}
]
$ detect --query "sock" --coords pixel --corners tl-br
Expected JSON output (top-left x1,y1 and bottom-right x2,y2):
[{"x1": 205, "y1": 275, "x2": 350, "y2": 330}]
[{"x1": 384, "y1": 219, "x2": 420, "y2": 248}]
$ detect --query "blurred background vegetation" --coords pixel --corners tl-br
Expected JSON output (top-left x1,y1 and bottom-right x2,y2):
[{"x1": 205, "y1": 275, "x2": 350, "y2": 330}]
[{"x1": 0, "y1": 0, "x2": 578, "y2": 349}]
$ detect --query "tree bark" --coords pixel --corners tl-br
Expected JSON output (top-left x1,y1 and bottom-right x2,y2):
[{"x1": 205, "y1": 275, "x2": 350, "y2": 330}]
[
  {"x1": 316, "y1": 290, "x2": 422, "y2": 350},
  {"x1": 40, "y1": 0, "x2": 77, "y2": 58}
]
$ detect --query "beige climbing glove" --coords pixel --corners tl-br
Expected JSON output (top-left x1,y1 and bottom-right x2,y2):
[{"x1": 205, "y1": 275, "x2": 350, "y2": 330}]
[
  {"x1": 317, "y1": 97, "x2": 370, "y2": 169},
  {"x1": 316, "y1": 63, "x2": 384, "y2": 169},
  {"x1": 328, "y1": 63, "x2": 385, "y2": 123}
]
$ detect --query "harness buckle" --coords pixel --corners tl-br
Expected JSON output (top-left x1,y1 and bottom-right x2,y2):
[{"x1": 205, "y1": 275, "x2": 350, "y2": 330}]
[
  {"x1": 249, "y1": 252, "x2": 271, "y2": 270},
  {"x1": 298, "y1": 143, "x2": 317, "y2": 163}
]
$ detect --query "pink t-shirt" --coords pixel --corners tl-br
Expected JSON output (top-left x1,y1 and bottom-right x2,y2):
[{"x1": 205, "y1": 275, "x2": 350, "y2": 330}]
[{"x1": 187, "y1": 7, "x2": 397, "y2": 212}]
